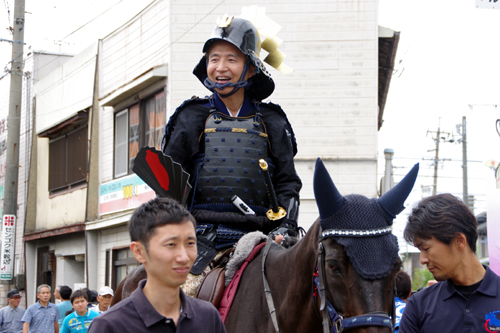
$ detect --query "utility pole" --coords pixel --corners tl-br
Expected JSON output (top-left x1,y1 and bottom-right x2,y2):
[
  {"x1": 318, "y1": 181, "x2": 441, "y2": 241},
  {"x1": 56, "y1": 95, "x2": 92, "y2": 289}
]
[
  {"x1": 2, "y1": 0, "x2": 25, "y2": 282},
  {"x1": 459, "y1": 116, "x2": 468, "y2": 208},
  {"x1": 425, "y1": 122, "x2": 451, "y2": 196}
]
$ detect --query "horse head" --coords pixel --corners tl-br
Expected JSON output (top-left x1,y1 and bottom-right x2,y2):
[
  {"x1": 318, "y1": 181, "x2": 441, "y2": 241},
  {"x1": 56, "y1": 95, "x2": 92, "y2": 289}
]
[{"x1": 313, "y1": 158, "x2": 418, "y2": 332}]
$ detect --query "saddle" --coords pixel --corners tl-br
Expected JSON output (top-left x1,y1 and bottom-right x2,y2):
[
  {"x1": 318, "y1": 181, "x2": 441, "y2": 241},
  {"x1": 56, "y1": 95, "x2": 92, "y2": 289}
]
[
  {"x1": 195, "y1": 248, "x2": 233, "y2": 308},
  {"x1": 196, "y1": 231, "x2": 267, "y2": 308}
]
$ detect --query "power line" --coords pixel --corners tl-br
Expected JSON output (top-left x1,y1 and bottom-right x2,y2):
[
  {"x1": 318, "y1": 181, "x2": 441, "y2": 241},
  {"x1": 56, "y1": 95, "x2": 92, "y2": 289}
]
[{"x1": 60, "y1": 0, "x2": 124, "y2": 41}]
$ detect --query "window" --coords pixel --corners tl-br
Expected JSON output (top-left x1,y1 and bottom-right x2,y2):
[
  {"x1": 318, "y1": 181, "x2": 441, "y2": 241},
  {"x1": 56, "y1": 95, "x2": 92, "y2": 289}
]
[
  {"x1": 47, "y1": 120, "x2": 88, "y2": 193},
  {"x1": 111, "y1": 247, "x2": 138, "y2": 291},
  {"x1": 114, "y1": 90, "x2": 166, "y2": 178}
]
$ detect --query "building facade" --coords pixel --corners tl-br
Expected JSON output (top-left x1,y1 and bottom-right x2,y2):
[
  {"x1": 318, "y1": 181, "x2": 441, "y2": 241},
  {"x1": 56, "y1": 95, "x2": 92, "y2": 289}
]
[{"x1": 20, "y1": 0, "x2": 398, "y2": 303}]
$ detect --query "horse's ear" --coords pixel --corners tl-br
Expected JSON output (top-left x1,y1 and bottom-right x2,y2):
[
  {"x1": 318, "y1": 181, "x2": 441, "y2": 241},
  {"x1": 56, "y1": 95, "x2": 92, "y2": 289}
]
[
  {"x1": 313, "y1": 158, "x2": 344, "y2": 219},
  {"x1": 378, "y1": 163, "x2": 419, "y2": 220}
]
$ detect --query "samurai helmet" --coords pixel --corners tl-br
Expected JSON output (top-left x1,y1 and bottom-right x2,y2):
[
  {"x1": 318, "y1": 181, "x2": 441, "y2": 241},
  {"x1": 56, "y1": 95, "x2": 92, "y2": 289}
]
[{"x1": 193, "y1": 7, "x2": 292, "y2": 101}]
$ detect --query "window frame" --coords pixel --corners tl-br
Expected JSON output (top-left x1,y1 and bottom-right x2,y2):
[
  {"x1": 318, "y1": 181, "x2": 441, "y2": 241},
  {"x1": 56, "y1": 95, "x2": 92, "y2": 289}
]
[
  {"x1": 48, "y1": 123, "x2": 89, "y2": 195},
  {"x1": 113, "y1": 88, "x2": 166, "y2": 179},
  {"x1": 110, "y1": 246, "x2": 139, "y2": 291}
]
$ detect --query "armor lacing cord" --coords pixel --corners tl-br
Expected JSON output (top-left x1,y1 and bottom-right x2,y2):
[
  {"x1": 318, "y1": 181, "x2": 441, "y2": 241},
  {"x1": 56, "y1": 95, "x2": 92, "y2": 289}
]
[
  {"x1": 189, "y1": 162, "x2": 204, "y2": 211},
  {"x1": 208, "y1": 96, "x2": 222, "y2": 123},
  {"x1": 251, "y1": 101, "x2": 261, "y2": 127}
]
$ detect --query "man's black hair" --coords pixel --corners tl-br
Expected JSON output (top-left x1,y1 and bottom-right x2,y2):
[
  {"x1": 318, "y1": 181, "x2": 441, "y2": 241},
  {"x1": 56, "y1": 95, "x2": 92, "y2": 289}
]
[
  {"x1": 129, "y1": 197, "x2": 196, "y2": 251},
  {"x1": 59, "y1": 285, "x2": 72, "y2": 300},
  {"x1": 82, "y1": 288, "x2": 98, "y2": 303},
  {"x1": 395, "y1": 271, "x2": 412, "y2": 300},
  {"x1": 404, "y1": 193, "x2": 478, "y2": 253},
  {"x1": 70, "y1": 289, "x2": 88, "y2": 304}
]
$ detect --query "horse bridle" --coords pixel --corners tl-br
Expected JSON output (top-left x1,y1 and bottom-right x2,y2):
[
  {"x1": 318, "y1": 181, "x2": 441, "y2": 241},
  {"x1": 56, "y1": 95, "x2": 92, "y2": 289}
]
[
  {"x1": 315, "y1": 232, "x2": 394, "y2": 333},
  {"x1": 261, "y1": 227, "x2": 395, "y2": 333}
]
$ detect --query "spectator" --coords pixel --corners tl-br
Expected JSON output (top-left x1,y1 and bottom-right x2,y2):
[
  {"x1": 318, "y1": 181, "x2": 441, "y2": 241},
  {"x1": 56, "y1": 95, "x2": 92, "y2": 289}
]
[
  {"x1": 0, "y1": 289, "x2": 24, "y2": 333},
  {"x1": 88, "y1": 197, "x2": 226, "y2": 332},
  {"x1": 81, "y1": 289, "x2": 97, "y2": 308},
  {"x1": 89, "y1": 287, "x2": 113, "y2": 314},
  {"x1": 56, "y1": 286, "x2": 72, "y2": 327},
  {"x1": 53, "y1": 287, "x2": 62, "y2": 305},
  {"x1": 21, "y1": 284, "x2": 60, "y2": 333},
  {"x1": 60, "y1": 290, "x2": 98, "y2": 333},
  {"x1": 394, "y1": 271, "x2": 412, "y2": 333},
  {"x1": 399, "y1": 193, "x2": 500, "y2": 332}
]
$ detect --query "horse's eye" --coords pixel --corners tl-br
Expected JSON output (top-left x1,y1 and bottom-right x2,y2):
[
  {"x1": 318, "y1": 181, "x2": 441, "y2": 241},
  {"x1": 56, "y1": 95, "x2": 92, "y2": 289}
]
[{"x1": 327, "y1": 262, "x2": 339, "y2": 272}]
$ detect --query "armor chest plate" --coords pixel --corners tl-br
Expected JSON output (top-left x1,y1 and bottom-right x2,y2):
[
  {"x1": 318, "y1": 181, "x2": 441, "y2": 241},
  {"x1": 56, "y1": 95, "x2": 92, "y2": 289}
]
[{"x1": 192, "y1": 112, "x2": 274, "y2": 215}]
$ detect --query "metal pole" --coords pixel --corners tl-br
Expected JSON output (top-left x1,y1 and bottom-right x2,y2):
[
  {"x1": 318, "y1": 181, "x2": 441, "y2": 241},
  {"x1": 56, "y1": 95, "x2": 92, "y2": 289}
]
[
  {"x1": 383, "y1": 148, "x2": 394, "y2": 194},
  {"x1": 4, "y1": 0, "x2": 25, "y2": 283},
  {"x1": 462, "y1": 116, "x2": 468, "y2": 207},
  {"x1": 432, "y1": 126, "x2": 440, "y2": 196}
]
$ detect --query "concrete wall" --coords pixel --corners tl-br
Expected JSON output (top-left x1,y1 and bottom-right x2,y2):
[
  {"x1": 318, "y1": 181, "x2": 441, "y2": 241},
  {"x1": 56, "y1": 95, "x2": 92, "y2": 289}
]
[
  {"x1": 35, "y1": 43, "x2": 97, "y2": 134},
  {"x1": 34, "y1": 135, "x2": 87, "y2": 229}
]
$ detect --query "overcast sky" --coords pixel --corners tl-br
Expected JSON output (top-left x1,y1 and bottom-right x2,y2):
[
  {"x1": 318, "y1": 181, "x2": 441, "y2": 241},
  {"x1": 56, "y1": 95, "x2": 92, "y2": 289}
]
[{"x1": 378, "y1": 0, "x2": 500, "y2": 250}]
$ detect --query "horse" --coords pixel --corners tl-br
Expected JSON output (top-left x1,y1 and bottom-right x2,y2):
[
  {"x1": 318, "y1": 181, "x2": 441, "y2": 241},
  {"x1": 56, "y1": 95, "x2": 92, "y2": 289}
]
[
  {"x1": 112, "y1": 158, "x2": 419, "y2": 333},
  {"x1": 222, "y1": 159, "x2": 418, "y2": 333}
]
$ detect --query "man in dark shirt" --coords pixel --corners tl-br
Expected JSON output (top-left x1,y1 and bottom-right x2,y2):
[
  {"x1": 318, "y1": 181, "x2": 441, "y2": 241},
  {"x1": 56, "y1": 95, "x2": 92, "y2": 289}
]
[
  {"x1": 400, "y1": 193, "x2": 500, "y2": 332},
  {"x1": 88, "y1": 198, "x2": 226, "y2": 333}
]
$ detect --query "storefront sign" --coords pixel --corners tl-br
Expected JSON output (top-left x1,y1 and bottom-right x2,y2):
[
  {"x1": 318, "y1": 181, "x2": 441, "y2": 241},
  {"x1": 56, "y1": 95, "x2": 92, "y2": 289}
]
[
  {"x1": 99, "y1": 174, "x2": 155, "y2": 215},
  {"x1": 0, "y1": 215, "x2": 15, "y2": 280}
]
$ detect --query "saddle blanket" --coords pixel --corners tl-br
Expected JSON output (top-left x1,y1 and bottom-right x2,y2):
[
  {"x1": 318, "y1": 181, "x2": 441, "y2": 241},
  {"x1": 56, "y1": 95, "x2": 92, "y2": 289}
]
[{"x1": 218, "y1": 241, "x2": 266, "y2": 322}]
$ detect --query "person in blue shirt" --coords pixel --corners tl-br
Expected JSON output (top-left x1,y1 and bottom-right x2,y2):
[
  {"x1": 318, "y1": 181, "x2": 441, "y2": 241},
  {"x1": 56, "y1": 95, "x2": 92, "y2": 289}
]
[
  {"x1": 56, "y1": 286, "x2": 72, "y2": 327},
  {"x1": 394, "y1": 271, "x2": 412, "y2": 333},
  {"x1": 60, "y1": 290, "x2": 98, "y2": 333},
  {"x1": 0, "y1": 289, "x2": 24, "y2": 333},
  {"x1": 400, "y1": 193, "x2": 500, "y2": 332},
  {"x1": 21, "y1": 284, "x2": 60, "y2": 333}
]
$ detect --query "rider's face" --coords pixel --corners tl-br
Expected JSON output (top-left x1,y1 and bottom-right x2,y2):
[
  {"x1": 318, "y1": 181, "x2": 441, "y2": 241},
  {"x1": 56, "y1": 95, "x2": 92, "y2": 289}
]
[
  {"x1": 206, "y1": 41, "x2": 254, "y2": 96},
  {"x1": 132, "y1": 220, "x2": 197, "y2": 289}
]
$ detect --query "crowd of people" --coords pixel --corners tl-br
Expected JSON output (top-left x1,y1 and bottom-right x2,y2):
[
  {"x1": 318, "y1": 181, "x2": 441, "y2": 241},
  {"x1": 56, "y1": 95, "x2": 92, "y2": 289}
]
[{"x1": 0, "y1": 284, "x2": 114, "y2": 333}]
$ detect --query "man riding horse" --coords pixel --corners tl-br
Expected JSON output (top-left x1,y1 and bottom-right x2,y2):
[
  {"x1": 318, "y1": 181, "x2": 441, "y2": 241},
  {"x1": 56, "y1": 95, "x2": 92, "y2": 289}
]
[{"x1": 161, "y1": 9, "x2": 302, "y2": 295}]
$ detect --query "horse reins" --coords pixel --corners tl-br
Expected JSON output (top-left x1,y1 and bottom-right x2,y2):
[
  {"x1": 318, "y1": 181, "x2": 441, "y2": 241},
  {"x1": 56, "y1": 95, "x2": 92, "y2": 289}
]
[
  {"x1": 262, "y1": 237, "x2": 281, "y2": 332},
  {"x1": 261, "y1": 229, "x2": 395, "y2": 333}
]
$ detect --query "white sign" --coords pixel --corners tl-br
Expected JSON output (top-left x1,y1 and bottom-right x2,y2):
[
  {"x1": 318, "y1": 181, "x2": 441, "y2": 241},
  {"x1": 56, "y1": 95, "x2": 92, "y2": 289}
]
[
  {"x1": 0, "y1": 215, "x2": 15, "y2": 280},
  {"x1": 476, "y1": 0, "x2": 500, "y2": 9}
]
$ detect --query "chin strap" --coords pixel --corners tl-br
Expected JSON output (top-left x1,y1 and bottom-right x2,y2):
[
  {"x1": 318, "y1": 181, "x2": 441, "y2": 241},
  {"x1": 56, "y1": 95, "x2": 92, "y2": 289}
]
[{"x1": 203, "y1": 59, "x2": 252, "y2": 98}]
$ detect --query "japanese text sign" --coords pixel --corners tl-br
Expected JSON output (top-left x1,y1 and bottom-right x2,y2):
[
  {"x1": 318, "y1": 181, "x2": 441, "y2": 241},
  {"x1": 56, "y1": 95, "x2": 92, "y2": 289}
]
[{"x1": 0, "y1": 215, "x2": 15, "y2": 280}]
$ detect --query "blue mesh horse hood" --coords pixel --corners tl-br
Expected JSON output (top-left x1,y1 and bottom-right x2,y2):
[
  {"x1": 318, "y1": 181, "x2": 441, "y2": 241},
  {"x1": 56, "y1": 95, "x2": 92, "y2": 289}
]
[{"x1": 313, "y1": 158, "x2": 419, "y2": 280}]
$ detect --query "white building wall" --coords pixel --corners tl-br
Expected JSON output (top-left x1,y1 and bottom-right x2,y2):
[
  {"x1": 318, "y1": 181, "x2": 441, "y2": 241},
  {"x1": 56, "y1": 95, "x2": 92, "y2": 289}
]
[
  {"x1": 35, "y1": 43, "x2": 97, "y2": 134},
  {"x1": 99, "y1": 0, "x2": 169, "y2": 185}
]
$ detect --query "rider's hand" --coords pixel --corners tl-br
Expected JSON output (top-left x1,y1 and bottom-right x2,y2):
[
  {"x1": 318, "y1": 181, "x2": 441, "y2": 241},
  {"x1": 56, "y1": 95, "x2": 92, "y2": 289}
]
[{"x1": 274, "y1": 234, "x2": 284, "y2": 244}]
